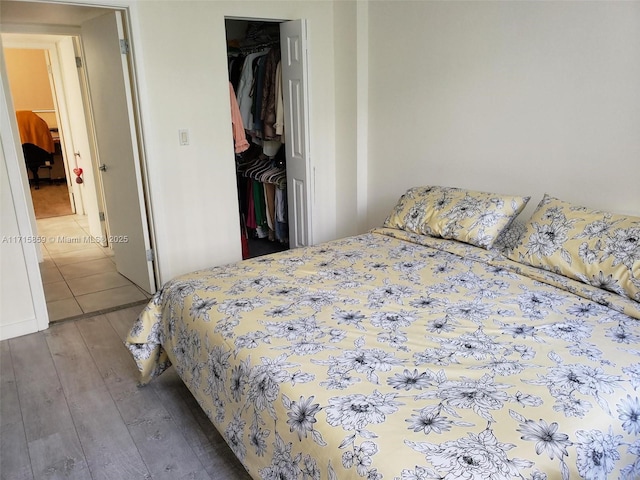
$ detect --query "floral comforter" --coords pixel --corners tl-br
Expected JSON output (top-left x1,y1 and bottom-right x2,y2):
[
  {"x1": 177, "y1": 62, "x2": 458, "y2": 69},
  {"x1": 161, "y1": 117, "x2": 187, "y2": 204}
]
[{"x1": 126, "y1": 228, "x2": 640, "y2": 480}]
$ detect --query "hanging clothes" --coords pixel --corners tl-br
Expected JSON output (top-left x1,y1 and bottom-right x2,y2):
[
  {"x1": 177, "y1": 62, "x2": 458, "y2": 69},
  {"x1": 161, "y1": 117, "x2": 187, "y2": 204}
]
[
  {"x1": 275, "y1": 188, "x2": 288, "y2": 243},
  {"x1": 274, "y1": 61, "x2": 285, "y2": 138},
  {"x1": 252, "y1": 179, "x2": 268, "y2": 238},
  {"x1": 229, "y1": 83, "x2": 249, "y2": 153},
  {"x1": 245, "y1": 180, "x2": 256, "y2": 230},
  {"x1": 237, "y1": 52, "x2": 268, "y2": 130},
  {"x1": 261, "y1": 47, "x2": 281, "y2": 140},
  {"x1": 250, "y1": 55, "x2": 268, "y2": 135},
  {"x1": 229, "y1": 55, "x2": 245, "y2": 92},
  {"x1": 264, "y1": 182, "x2": 276, "y2": 240},
  {"x1": 227, "y1": 20, "x2": 290, "y2": 255}
]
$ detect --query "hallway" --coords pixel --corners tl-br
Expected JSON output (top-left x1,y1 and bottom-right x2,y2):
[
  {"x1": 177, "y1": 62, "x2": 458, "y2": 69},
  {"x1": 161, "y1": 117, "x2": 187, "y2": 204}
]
[{"x1": 37, "y1": 214, "x2": 150, "y2": 321}]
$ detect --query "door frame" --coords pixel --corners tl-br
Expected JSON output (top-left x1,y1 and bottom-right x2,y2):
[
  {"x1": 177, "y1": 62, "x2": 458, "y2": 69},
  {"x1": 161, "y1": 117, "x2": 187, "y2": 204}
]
[
  {"x1": 3, "y1": 36, "x2": 91, "y2": 223},
  {"x1": 0, "y1": 1, "x2": 157, "y2": 337},
  {"x1": 43, "y1": 44, "x2": 77, "y2": 215},
  {"x1": 224, "y1": 16, "x2": 314, "y2": 249},
  {"x1": 2, "y1": 11, "x2": 157, "y2": 279}
]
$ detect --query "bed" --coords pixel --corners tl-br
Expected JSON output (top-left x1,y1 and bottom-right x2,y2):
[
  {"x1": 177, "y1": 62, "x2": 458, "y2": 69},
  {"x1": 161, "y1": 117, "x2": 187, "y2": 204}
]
[{"x1": 126, "y1": 186, "x2": 640, "y2": 480}]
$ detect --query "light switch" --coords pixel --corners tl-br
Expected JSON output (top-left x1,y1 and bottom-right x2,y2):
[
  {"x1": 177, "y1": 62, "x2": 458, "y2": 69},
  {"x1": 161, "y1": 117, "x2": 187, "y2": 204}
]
[{"x1": 179, "y1": 129, "x2": 189, "y2": 146}]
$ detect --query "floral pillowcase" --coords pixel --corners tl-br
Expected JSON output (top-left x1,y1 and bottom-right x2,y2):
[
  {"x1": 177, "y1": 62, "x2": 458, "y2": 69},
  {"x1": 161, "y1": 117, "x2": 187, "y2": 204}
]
[
  {"x1": 508, "y1": 194, "x2": 640, "y2": 302},
  {"x1": 383, "y1": 186, "x2": 530, "y2": 249}
]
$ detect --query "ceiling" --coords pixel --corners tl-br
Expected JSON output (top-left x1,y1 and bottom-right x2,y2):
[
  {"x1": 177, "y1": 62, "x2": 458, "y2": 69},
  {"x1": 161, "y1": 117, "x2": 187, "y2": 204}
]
[{"x1": 0, "y1": 1, "x2": 111, "y2": 27}]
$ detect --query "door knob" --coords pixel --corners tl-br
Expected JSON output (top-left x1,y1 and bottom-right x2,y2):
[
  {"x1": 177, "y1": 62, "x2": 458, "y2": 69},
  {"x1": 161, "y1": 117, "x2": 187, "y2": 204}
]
[{"x1": 99, "y1": 164, "x2": 107, "y2": 172}]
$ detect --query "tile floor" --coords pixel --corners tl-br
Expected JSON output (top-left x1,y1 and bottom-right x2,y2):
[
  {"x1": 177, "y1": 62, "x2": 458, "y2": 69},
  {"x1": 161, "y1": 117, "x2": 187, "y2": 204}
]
[{"x1": 37, "y1": 214, "x2": 151, "y2": 322}]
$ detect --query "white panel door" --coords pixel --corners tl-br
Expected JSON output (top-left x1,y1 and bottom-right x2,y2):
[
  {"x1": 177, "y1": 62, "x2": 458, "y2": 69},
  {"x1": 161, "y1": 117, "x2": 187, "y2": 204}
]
[
  {"x1": 55, "y1": 36, "x2": 106, "y2": 243},
  {"x1": 81, "y1": 12, "x2": 154, "y2": 293},
  {"x1": 280, "y1": 19, "x2": 313, "y2": 248}
]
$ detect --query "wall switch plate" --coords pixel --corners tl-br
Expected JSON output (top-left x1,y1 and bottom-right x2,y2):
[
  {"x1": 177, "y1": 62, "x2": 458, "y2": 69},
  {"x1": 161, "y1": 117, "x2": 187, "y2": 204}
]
[{"x1": 179, "y1": 129, "x2": 189, "y2": 146}]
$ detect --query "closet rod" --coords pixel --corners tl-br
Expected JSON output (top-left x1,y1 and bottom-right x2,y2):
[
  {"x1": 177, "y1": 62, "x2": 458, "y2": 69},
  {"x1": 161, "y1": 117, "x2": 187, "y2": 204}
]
[{"x1": 230, "y1": 40, "x2": 279, "y2": 55}]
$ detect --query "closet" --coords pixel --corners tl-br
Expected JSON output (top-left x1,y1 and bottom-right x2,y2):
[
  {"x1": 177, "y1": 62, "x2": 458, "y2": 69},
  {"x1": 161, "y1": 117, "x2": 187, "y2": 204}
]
[{"x1": 226, "y1": 19, "x2": 289, "y2": 259}]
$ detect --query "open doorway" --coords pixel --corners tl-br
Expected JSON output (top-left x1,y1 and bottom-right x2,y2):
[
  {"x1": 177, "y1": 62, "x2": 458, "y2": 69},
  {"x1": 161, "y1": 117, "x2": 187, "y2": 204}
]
[
  {"x1": 3, "y1": 37, "x2": 151, "y2": 322},
  {"x1": 4, "y1": 47, "x2": 75, "y2": 218},
  {"x1": 226, "y1": 19, "x2": 289, "y2": 259},
  {"x1": 1, "y1": 5, "x2": 156, "y2": 322},
  {"x1": 226, "y1": 17, "x2": 314, "y2": 257}
]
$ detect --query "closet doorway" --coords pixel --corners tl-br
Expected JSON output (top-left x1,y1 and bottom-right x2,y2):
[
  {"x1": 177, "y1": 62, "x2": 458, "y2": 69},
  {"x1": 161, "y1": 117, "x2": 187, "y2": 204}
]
[{"x1": 226, "y1": 17, "x2": 313, "y2": 258}]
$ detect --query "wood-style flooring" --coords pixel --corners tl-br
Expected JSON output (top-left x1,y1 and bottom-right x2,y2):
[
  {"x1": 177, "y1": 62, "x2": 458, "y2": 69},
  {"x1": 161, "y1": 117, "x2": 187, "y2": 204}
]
[{"x1": 0, "y1": 306, "x2": 252, "y2": 480}]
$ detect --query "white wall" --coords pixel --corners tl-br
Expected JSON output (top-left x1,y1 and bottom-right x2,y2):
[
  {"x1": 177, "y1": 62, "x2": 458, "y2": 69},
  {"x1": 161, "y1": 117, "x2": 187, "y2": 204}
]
[
  {"x1": 130, "y1": 0, "x2": 340, "y2": 283},
  {"x1": 367, "y1": 1, "x2": 640, "y2": 226},
  {"x1": 333, "y1": 0, "x2": 359, "y2": 236}
]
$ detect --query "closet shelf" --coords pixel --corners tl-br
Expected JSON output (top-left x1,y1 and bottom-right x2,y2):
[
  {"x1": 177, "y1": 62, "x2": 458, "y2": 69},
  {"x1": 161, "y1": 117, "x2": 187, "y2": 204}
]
[{"x1": 228, "y1": 40, "x2": 279, "y2": 56}]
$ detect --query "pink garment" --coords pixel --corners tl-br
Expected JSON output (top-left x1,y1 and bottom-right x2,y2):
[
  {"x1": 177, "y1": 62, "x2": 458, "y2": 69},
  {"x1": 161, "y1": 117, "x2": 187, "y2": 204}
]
[{"x1": 229, "y1": 82, "x2": 249, "y2": 153}]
